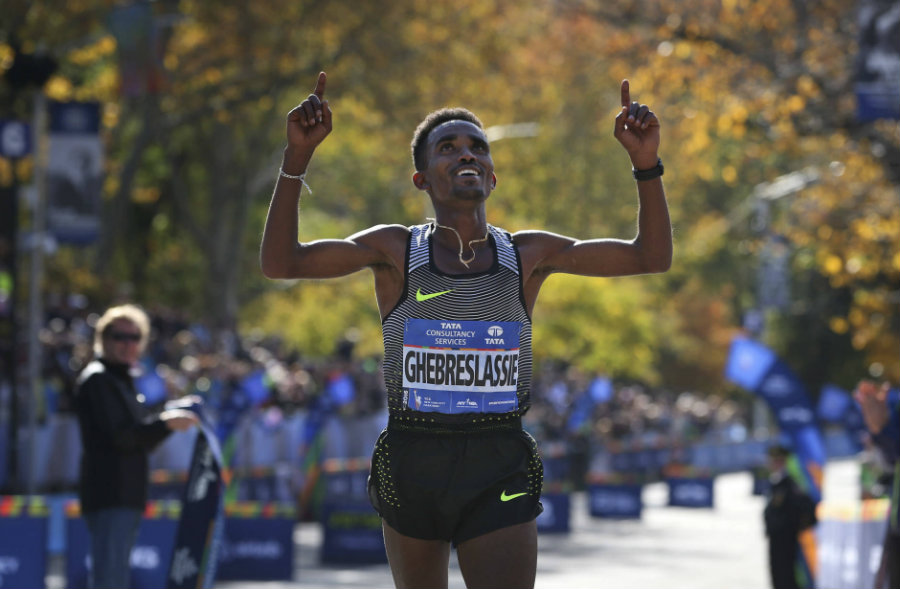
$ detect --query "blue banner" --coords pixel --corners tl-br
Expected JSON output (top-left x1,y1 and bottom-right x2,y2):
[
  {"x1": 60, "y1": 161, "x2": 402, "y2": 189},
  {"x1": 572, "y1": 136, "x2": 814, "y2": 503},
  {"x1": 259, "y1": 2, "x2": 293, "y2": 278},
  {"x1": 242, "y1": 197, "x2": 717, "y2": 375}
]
[
  {"x1": 724, "y1": 336, "x2": 776, "y2": 391},
  {"x1": 166, "y1": 420, "x2": 225, "y2": 589},
  {"x1": 817, "y1": 384, "x2": 852, "y2": 422},
  {"x1": 320, "y1": 502, "x2": 387, "y2": 564},
  {"x1": 725, "y1": 336, "x2": 825, "y2": 588},
  {"x1": 0, "y1": 120, "x2": 31, "y2": 158},
  {"x1": 0, "y1": 512, "x2": 47, "y2": 589},
  {"x1": 567, "y1": 376, "x2": 612, "y2": 433},
  {"x1": 667, "y1": 477, "x2": 715, "y2": 508},
  {"x1": 216, "y1": 517, "x2": 293, "y2": 581},
  {"x1": 46, "y1": 101, "x2": 102, "y2": 244},
  {"x1": 855, "y1": 0, "x2": 900, "y2": 121},
  {"x1": 725, "y1": 337, "x2": 825, "y2": 500},
  {"x1": 536, "y1": 492, "x2": 570, "y2": 533},
  {"x1": 66, "y1": 513, "x2": 178, "y2": 589},
  {"x1": 587, "y1": 484, "x2": 643, "y2": 519}
]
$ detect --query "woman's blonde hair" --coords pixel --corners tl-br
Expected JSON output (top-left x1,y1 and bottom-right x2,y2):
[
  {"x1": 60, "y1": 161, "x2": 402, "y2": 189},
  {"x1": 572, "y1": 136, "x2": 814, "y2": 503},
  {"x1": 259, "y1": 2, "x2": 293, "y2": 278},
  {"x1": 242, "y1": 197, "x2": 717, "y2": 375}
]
[{"x1": 93, "y1": 304, "x2": 151, "y2": 357}]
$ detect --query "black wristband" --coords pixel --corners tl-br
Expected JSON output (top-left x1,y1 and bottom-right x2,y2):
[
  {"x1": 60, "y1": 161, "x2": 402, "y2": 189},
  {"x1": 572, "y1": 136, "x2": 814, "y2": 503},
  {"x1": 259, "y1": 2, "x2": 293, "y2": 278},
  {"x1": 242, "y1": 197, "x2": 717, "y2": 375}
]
[{"x1": 632, "y1": 158, "x2": 664, "y2": 181}]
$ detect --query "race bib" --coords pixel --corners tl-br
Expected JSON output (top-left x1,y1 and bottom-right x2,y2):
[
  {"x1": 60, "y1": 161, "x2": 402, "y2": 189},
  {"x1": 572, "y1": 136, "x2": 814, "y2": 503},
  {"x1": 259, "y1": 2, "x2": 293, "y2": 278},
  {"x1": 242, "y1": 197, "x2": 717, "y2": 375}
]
[{"x1": 402, "y1": 318, "x2": 521, "y2": 414}]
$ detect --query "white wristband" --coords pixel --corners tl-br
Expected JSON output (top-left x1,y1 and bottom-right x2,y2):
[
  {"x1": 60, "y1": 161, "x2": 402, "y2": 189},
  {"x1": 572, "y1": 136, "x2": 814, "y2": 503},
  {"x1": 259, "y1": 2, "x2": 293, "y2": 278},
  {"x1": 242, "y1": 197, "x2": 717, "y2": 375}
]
[{"x1": 279, "y1": 168, "x2": 312, "y2": 194}]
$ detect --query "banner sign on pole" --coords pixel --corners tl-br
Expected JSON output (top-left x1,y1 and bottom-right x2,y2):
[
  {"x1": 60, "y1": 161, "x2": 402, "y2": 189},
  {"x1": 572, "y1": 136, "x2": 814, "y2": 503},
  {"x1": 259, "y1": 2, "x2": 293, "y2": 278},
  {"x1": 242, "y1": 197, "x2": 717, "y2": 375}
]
[
  {"x1": 0, "y1": 120, "x2": 31, "y2": 158},
  {"x1": 46, "y1": 101, "x2": 102, "y2": 244},
  {"x1": 725, "y1": 336, "x2": 826, "y2": 588},
  {"x1": 855, "y1": 0, "x2": 900, "y2": 121},
  {"x1": 166, "y1": 419, "x2": 225, "y2": 589}
]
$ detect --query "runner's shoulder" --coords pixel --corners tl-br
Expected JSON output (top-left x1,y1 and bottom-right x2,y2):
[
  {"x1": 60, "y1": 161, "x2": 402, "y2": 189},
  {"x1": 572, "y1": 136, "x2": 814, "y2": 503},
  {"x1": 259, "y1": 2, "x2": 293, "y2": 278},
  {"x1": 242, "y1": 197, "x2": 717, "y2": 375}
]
[{"x1": 349, "y1": 224, "x2": 410, "y2": 267}]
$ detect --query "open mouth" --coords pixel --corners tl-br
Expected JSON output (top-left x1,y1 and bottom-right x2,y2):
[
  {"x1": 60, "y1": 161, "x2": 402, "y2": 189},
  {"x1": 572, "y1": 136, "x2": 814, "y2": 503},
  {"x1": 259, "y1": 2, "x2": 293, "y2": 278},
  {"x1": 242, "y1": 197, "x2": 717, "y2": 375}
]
[{"x1": 454, "y1": 166, "x2": 481, "y2": 178}]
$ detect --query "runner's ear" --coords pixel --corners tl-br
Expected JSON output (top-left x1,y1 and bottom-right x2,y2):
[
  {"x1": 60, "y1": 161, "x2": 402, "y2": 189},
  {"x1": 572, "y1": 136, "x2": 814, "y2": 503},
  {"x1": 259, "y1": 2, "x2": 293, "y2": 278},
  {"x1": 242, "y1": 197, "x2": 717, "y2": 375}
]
[{"x1": 413, "y1": 172, "x2": 430, "y2": 190}]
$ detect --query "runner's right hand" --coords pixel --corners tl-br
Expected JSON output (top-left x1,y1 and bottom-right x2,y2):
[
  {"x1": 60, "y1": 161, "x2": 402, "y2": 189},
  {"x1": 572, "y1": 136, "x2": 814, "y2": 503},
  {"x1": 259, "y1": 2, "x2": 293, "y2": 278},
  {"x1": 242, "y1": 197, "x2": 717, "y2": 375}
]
[{"x1": 286, "y1": 71, "x2": 333, "y2": 153}]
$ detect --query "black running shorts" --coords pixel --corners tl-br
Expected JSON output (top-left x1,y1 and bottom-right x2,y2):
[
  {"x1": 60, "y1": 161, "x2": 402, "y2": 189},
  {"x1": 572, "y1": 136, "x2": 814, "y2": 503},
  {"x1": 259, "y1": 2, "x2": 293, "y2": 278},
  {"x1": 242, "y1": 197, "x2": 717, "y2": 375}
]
[{"x1": 367, "y1": 421, "x2": 544, "y2": 545}]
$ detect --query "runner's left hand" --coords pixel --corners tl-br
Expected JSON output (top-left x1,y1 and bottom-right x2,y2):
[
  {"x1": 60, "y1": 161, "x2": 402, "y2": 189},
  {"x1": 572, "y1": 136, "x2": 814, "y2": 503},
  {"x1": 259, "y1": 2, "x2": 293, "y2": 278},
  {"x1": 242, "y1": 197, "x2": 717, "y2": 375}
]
[{"x1": 614, "y1": 80, "x2": 661, "y2": 170}]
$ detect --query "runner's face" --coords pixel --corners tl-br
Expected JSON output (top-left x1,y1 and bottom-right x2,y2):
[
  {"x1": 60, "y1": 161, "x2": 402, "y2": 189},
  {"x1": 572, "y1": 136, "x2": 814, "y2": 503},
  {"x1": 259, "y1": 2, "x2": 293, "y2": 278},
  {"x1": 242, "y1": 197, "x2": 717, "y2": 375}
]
[
  {"x1": 420, "y1": 121, "x2": 494, "y2": 202},
  {"x1": 102, "y1": 319, "x2": 143, "y2": 366}
]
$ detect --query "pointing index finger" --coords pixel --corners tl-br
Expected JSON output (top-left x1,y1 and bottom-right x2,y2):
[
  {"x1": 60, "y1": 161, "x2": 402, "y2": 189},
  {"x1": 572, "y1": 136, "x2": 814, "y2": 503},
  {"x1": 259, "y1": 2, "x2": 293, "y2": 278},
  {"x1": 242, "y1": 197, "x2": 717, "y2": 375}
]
[
  {"x1": 621, "y1": 79, "x2": 630, "y2": 108},
  {"x1": 314, "y1": 71, "x2": 327, "y2": 99}
]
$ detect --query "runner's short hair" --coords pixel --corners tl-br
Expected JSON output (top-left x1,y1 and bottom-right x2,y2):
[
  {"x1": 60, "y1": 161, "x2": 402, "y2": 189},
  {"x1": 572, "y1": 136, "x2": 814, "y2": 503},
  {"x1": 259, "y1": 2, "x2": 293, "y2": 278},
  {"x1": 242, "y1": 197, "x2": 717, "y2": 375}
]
[{"x1": 411, "y1": 108, "x2": 484, "y2": 172}]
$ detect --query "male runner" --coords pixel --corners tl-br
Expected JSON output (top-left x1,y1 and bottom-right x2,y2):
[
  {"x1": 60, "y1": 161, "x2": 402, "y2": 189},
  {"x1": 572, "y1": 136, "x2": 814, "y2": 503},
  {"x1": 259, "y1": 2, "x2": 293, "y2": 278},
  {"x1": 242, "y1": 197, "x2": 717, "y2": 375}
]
[{"x1": 260, "y1": 71, "x2": 671, "y2": 589}]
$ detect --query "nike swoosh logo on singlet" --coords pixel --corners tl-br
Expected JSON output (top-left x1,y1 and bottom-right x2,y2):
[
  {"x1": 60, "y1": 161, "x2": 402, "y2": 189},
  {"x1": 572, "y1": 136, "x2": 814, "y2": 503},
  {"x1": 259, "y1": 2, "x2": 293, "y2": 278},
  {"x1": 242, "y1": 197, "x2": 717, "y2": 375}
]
[{"x1": 416, "y1": 288, "x2": 453, "y2": 302}]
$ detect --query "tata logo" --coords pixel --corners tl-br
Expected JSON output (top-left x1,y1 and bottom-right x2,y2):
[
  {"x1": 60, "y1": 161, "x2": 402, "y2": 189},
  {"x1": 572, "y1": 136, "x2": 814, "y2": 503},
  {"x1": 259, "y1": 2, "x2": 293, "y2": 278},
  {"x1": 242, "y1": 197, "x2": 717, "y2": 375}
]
[
  {"x1": 221, "y1": 540, "x2": 284, "y2": 560},
  {"x1": 130, "y1": 546, "x2": 160, "y2": 569},
  {"x1": 487, "y1": 325, "x2": 504, "y2": 337},
  {"x1": 0, "y1": 556, "x2": 20, "y2": 574},
  {"x1": 673, "y1": 483, "x2": 710, "y2": 504},
  {"x1": 760, "y1": 375, "x2": 793, "y2": 397},
  {"x1": 779, "y1": 406, "x2": 813, "y2": 424},
  {"x1": 440, "y1": 322, "x2": 462, "y2": 329},
  {"x1": 592, "y1": 490, "x2": 639, "y2": 513}
]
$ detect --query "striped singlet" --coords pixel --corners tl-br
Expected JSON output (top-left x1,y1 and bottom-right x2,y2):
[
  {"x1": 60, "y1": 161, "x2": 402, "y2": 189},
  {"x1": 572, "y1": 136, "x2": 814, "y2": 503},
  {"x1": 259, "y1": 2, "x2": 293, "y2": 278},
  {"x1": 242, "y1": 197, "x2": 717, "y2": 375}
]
[{"x1": 381, "y1": 222, "x2": 533, "y2": 431}]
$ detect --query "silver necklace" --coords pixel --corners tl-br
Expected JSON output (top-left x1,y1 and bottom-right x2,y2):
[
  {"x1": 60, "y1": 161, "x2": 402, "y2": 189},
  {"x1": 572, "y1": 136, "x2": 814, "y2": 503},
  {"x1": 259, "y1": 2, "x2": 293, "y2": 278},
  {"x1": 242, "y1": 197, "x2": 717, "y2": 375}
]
[{"x1": 427, "y1": 218, "x2": 490, "y2": 268}]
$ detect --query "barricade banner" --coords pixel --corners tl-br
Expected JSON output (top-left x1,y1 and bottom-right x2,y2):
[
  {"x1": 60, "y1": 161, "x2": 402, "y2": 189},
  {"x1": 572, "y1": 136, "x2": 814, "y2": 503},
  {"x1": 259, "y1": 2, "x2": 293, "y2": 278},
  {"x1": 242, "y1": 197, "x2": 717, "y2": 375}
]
[
  {"x1": 217, "y1": 503, "x2": 295, "y2": 581},
  {"x1": 321, "y1": 457, "x2": 370, "y2": 501},
  {"x1": 166, "y1": 420, "x2": 225, "y2": 589},
  {"x1": 65, "y1": 500, "x2": 181, "y2": 589},
  {"x1": 587, "y1": 483, "x2": 643, "y2": 519},
  {"x1": 666, "y1": 477, "x2": 715, "y2": 508},
  {"x1": 817, "y1": 499, "x2": 889, "y2": 589},
  {"x1": 536, "y1": 492, "x2": 570, "y2": 533},
  {"x1": 0, "y1": 496, "x2": 48, "y2": 589},
  {"x1": 320, "y1": 501, "x2": 388, "y2": 564}
]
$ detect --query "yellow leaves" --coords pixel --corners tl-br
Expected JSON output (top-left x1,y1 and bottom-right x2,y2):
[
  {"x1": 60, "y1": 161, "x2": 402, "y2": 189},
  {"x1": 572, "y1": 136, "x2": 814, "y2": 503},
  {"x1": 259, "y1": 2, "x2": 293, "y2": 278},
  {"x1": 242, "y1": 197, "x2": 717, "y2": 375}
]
[
  {"x1": 204, "y1": 68, "x2": 224, "y2": 86},
  {"x1": 0, "y1": 44, "x2": 13, "y2": 70},
  {"x1": 132, "y1": 187, "x2": 160, "y2": 204},
  {"x1": 103, "y1": 103, "x2": 120, "y2": 129},
  {"x1": 786, "y1": 95, "x2": 805, "y2": 113},
  {"x1": 0, "y1": 159, "x2": 14, "y2": 188},
  {"x1": 73, "y1": 66, "x2": 119, "y2": 102},
  {"x1": 828, "y1": 317, "x2": 848, "y2": 334},
  {"x1": 721, "y1": 165, "x2": 738, "y2": 185},
  {"x1": 674, "y1": 41, "x2": 693, "y2": 59},
  {"x1": 822, "y1": 254, "x2": 842, "y2": 276},
  {"x1": 796, "y1": 75, "x2": 819, "y2": 98},
  {"x1": 44, "y1": 76, "x2": 73, "y2": 101},
  {"x1": 688, "y1": 129, "x2": 712, "y2": 152},
  {"x1": 68, "y1": 35, "x2": 116, "y2": 66}
]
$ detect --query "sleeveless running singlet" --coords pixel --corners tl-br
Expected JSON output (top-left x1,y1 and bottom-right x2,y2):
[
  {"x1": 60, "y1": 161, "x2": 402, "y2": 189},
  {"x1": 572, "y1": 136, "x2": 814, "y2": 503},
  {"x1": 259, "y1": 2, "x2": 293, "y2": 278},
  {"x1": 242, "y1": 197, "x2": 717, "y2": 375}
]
[{"x1": 381, "y1": 222, "x2": 532, "y2": 429}]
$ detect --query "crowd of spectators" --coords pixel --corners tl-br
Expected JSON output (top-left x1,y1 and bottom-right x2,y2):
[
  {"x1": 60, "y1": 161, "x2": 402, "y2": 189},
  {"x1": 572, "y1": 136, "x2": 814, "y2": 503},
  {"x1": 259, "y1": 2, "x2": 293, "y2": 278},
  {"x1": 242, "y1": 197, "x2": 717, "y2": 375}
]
[{"x1": 28, "y1": 297, "x2": 753, "y2": 461}]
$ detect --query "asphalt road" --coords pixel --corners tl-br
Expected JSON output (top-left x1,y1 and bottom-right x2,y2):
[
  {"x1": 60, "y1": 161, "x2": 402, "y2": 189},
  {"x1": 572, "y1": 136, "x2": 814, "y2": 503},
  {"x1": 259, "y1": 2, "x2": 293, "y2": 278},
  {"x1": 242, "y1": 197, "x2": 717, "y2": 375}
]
[{"x1": 219, "y1": 459, "x2": 860, "y2": 589}]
